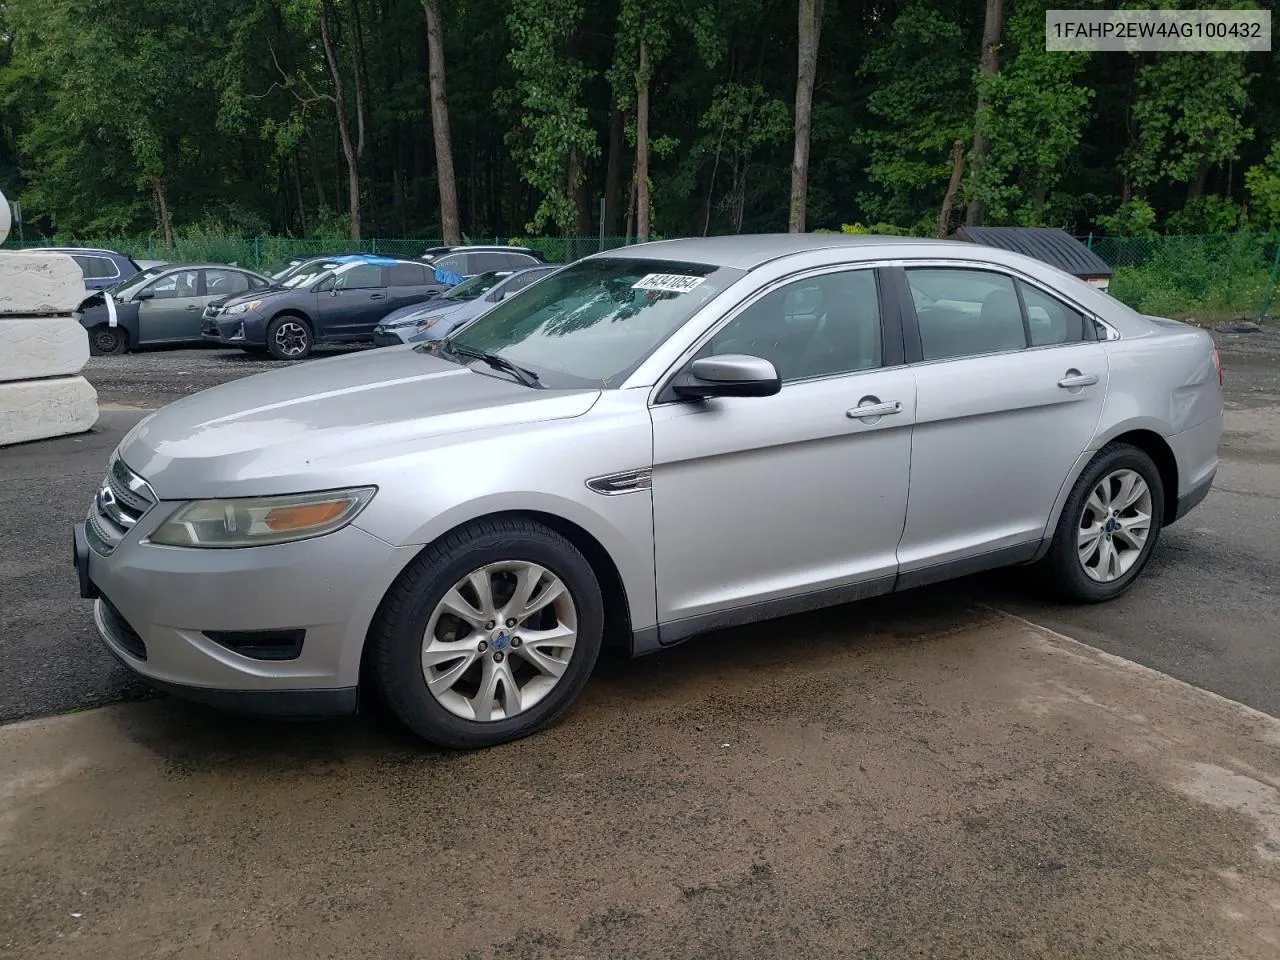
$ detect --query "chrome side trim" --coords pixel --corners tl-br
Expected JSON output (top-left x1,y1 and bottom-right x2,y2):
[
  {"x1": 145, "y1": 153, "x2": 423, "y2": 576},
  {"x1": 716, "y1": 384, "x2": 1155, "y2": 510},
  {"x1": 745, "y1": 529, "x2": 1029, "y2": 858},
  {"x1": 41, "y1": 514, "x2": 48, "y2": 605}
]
[{"x1": 585, "y1": 468, "x2": 653, "y2": 496}]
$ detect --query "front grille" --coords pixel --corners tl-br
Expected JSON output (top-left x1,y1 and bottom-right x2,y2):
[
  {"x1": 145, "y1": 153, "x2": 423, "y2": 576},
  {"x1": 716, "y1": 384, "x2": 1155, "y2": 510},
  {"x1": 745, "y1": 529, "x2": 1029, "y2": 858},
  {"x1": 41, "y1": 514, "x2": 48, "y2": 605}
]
[
  {"x1": 89, "y1": 457, "x2": 157, "y2": 556},
  {"x1": 98, "y1": 596, "x2": 147, "y2": 660}
]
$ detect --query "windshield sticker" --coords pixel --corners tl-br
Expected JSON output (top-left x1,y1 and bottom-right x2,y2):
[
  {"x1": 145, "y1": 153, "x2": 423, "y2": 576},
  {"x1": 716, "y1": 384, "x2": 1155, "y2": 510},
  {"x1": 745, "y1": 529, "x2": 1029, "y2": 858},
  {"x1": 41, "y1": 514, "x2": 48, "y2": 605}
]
[{"x1": 631, "y1": 273, "x2": 705, "y2": 294}]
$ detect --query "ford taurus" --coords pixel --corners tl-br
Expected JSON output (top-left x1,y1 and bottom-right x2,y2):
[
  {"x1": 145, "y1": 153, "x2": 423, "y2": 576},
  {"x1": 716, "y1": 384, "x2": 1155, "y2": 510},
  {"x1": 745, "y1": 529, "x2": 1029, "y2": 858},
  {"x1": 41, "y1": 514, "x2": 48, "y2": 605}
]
[{"x1": 73, "y1": 234, "x2": 1224, "y2": 749}]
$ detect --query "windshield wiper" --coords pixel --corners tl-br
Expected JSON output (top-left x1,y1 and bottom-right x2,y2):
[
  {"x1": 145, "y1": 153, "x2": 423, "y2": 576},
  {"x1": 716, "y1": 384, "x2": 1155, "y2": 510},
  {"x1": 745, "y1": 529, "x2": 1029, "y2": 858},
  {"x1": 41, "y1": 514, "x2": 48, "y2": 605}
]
[{"x1": 443, "y1": 342, "x2": 543, "y2": 389}]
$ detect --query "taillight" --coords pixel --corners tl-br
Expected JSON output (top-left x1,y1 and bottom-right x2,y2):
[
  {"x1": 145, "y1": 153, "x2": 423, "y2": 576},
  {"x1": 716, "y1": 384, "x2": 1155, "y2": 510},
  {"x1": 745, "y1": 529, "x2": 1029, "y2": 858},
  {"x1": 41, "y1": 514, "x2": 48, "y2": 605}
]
[{"x1": 1212, "y1": 347, "x2": 1223, "y2": 387}]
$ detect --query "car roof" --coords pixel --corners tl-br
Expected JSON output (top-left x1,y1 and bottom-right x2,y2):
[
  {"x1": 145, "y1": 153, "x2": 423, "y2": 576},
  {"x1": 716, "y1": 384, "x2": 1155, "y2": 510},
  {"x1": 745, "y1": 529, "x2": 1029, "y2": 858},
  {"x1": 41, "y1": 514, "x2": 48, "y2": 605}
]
[
  {"x1": 44, "y1": 247, "x2": 131, "y2": 257},
  {"x1": 585, "y1": 233, "x2": 962, "y2": 271},
  {"x1": 146, "y1": 262, "x2": 262, "y2": 271},
  {"x1": 424, "y1": 245, "x2": 539, "y2": 254}
]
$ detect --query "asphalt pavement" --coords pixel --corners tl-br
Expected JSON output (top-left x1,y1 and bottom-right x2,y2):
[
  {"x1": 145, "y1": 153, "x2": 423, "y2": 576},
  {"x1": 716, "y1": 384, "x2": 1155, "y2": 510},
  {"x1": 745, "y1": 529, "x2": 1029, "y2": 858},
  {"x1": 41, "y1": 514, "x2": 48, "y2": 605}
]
[{"x1": 0, "y1": 332, "x2": 1277, "y2": 724}]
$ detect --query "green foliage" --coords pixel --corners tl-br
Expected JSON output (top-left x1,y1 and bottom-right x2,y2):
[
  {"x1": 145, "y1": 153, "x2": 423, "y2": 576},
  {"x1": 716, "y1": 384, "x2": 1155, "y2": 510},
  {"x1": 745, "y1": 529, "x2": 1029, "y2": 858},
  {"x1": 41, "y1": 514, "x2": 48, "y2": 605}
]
[
  {"x1": 839, "y1": 222, "x2": 912, "y2": 236},
  {"x1": 504, "y1": 0, "x2": 599, "y2": 234},
  {"x1": 1165, "y1": 195, "x2": 1242, "y2": 235},
  {"x1": 857, "y1": 0, "x2": 973, "y2": 226},
  {"x1": 965, "y1": 0, "x2": 1094, "y2": 226},
  {"x1": 1245, "y1": 142, "x2": 1280, "y2": 230},
  {"x1": 1104, "y1": 234, "x2": 1272, "y2": 320},
  {"x1": 1096, "y1": 199, "x2": 1157, "y2": 238},
  {"x1": 2, "y1": 0, "x2": 1280, "y2": 244},
  {"x1": 1124, "y1": 52, "x2": 1254, "y2": 192}
]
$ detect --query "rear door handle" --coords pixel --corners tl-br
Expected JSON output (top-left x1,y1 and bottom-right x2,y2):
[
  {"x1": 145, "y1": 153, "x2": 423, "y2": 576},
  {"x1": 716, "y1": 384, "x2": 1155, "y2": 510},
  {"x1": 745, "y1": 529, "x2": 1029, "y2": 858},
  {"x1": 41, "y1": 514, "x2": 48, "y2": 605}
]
[
  {"x1": 186, "y1": 304, "x2": 198, "y2": 311},
  {"x1": 1057, "y1": 372, "x2": 1099, "y2": 389},
  {"x1": 847, "y1": 400, "x2": 903, "y2": 420},
  {"x1": 370, "y1": 293, "x2": 386, "y2": 300}
]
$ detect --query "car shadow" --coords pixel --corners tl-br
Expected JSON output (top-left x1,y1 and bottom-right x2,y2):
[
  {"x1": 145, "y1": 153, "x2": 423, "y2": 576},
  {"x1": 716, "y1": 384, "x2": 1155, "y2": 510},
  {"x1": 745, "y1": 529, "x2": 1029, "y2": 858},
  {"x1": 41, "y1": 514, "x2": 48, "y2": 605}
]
[{"x1": 103, "y1": 569, "x2": 1035, "y2": 771}]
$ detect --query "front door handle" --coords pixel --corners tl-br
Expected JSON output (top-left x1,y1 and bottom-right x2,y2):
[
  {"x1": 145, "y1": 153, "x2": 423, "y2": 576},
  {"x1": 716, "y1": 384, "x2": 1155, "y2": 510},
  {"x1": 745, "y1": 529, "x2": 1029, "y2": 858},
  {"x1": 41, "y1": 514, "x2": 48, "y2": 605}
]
[
  {"x1": 1057, "y1": 371, "x2": 1099, "y2": 389},
  {"x1": 186, "y1": 304, "x2": 199, "y2": 311},
  {"x1": 369, "y1": 293, "x2": 386, "y2": 300},
  {"x1": 847, "y1": 399, "x2": 903, "y2": 420}
]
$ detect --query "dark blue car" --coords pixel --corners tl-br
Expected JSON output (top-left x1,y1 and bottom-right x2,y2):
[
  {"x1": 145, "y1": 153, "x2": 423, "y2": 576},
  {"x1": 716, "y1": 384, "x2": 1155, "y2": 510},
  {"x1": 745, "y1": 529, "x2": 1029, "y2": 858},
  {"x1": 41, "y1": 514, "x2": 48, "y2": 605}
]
[
  {"x1": 44, "y1": 247, "x2": 142, "y2": 290},
  {"x1": 201, "y1": 253, "x2": 454, "y2": 360}
]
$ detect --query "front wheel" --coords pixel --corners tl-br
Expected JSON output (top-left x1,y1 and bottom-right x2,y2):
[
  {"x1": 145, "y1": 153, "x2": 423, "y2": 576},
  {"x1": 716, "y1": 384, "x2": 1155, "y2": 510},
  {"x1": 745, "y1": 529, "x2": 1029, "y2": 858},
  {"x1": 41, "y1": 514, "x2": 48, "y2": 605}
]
[
  {"x1": 265, "y1": 316, "x2": 313, "y2": 360},
  {"x1": 1034, "y1": 443, "x2": 1165, "y2": 603},
  {"x1": 369, "y1": 518, "x2": 605, "y2": 749},
  {"x1": 88, "y1": 325, "x2": 128, "y2": 356}
]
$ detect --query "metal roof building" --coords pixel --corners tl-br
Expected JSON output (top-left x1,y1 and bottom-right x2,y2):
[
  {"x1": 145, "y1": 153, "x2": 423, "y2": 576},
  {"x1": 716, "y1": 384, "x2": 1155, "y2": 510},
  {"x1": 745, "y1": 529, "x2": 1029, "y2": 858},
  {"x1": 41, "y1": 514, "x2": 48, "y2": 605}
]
[{"x1": 952, "y1": 226, "x2": 1113, "y2": 288}]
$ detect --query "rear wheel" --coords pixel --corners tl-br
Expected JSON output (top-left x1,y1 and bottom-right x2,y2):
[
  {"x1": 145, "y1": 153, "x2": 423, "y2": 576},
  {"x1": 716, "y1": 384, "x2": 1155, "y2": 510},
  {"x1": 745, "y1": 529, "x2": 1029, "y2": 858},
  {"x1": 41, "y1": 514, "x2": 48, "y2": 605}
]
[
  {"x1": 1035, "y1": 443, "x2": 1165, "y2": 603},
  {"x1": 88, "y1": 325, "x2": 128, "y2": 356},
  {"x1": 369, "y1": 518, "x2": 604, "y2": 749},
  {"x1": 266, "y1": 315, "x2": 313, "y2": 360}
]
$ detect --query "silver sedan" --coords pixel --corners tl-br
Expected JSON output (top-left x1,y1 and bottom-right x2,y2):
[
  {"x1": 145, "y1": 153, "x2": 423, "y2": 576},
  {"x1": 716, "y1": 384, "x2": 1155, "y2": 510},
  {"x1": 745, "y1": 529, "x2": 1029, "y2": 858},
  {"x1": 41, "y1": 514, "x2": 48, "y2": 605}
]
[{"x1": 75, "y1": 234, "x2": 1224, "y2": 749}]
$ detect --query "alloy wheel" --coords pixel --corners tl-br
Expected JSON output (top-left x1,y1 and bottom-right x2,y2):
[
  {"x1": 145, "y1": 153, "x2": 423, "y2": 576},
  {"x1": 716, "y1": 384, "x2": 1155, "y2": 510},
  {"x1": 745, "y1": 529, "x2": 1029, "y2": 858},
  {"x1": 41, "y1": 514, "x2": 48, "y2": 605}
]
[
  {"x1": 273, "y1": 321, "x2": 309, "y2": 358},
  {"x1": 421, "y1": 561, "x2": 578, "y2": 722},
  {"x1": 1078, "y1": 468, "x2": 1153, "y2": 583}
]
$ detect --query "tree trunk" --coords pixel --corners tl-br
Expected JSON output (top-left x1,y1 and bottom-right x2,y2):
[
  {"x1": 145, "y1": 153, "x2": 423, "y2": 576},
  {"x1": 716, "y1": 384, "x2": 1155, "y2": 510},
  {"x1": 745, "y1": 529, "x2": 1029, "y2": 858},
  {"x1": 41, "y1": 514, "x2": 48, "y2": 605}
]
[
  {"x1": 569, "y1": 146, "x2": 591, "y2": 235},
  {"x1": 789, "y1": 0, "x2": 824, "y2": 233},
  {"x1": 423, "y1": 0, "x2": 461, "y2": 245},
  {"x1": 307, "y1": 130, "x2": 328, "y2": 210},
  {"x1": 346, "y1": 0, "x2": 369, "y2": 159},
  {"x1": 152, "y1": 176, "x2": 174, "y2": 247},
  {"x1": 965, "y1": 0, "x2": 1004, "y2": 227},
  {"x1": 937, "y1": 139, "x2": 965, "y2": 237},
  {"x1": 319, "y1": 0, "x2": 361, "y2": 240},
  {"x1": 635, "y1": 37, "x2": 651, "y2": 243},
  {"x1": 624, "y1": 167, "x2": 637, "y2": 243},
  {"x1": 604, "y1": 105, "x2": 624, "y2": 236},
  {"x1": 292, "y1": 152, "x2": 309, "y2": 234}
]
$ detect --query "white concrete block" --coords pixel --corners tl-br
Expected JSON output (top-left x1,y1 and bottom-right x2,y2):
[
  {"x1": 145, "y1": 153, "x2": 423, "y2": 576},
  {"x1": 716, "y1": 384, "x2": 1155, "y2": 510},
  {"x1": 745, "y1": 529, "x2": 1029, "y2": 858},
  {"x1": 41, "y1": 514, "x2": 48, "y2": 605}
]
[
  {"x1": 0, "y1": 376, "x2": 99, "y2": 446},
  {"x1": 0, "y1": 251, "x2": 87, "y2": 316},
  {"x1": 0, "y1": 316, "x2": 90, "y2": 382}
]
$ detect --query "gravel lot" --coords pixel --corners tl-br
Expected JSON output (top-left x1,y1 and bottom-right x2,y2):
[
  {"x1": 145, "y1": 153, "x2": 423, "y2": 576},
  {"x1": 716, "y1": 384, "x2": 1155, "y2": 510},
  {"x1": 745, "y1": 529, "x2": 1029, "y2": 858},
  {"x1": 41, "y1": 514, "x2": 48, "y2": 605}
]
[
  {"x1": 2, "y1": 328, "x2": 1279, "y2": 958},
  {"x1": 86, "y1": 343, "x2": 375, "y2": 408}
]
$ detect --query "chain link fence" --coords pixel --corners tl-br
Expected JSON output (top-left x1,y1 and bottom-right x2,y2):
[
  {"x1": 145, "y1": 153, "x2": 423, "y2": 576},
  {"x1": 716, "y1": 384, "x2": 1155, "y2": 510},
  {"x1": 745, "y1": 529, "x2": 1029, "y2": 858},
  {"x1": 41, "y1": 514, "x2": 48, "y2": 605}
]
[
  {"x1": 5, "y1": 230, "x2": 1278, "y2": 322},
  {"x1": 1079, "y1": 233, "x2": 1280, "y2": 322}
]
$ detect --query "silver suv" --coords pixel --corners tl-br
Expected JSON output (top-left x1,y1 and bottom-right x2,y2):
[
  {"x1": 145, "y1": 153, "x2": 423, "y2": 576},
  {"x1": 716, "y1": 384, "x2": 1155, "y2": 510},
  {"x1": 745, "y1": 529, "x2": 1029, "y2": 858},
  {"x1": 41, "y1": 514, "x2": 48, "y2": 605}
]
[{"x1": 74, "y1": 235, "x2": 1223, "y2": 749}]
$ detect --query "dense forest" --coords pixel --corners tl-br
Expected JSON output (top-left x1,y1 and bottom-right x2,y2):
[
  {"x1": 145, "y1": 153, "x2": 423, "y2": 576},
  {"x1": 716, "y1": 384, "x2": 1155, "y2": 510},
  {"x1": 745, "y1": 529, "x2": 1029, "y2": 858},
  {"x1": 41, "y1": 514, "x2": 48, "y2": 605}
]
[{"x1": 1, "y1": 0, "x2": 1279, "y2": 244}]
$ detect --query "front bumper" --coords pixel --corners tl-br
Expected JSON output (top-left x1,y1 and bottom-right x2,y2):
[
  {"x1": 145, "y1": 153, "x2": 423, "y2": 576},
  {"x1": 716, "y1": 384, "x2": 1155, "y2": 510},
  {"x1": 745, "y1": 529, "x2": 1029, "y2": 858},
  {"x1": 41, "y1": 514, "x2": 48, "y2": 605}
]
[
  {"x1": 372, "y1": 328, "x2": 411, "y2": 347},
  {"x1": 73, "y1": 497, "x2": 416, "y2": 716},
  {"x1": 201, "y1": 308, "x2": 263, "y2": 346}
]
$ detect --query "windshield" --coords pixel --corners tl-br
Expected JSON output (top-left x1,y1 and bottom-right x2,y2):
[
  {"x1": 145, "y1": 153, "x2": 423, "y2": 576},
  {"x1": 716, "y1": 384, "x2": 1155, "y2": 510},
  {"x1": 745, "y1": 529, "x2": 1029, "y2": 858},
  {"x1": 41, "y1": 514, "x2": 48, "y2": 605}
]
[
  {"x1": 443, "y1": 257, "x2": 744, "y2": 388},
  {"x1": 106, "y1": 265, "x2": 168, "y2": 298},
  {"x1": 444, "y1": 271, "x2": 507, "y2": 302},
  {"x1": 276, "y1": 260, "x2": 351, "y2": 289}
]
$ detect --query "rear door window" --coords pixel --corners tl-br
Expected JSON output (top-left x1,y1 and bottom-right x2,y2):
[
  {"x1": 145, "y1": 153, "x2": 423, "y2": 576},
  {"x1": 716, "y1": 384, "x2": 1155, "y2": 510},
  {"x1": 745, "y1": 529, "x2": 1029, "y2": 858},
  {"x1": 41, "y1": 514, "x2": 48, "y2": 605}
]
[
  {"x1": 905, "y1": 268, "x2": 1028, "y2": 361},
  {"x1": 387, "y1": 262, "x2": 430, "y2": 286}
]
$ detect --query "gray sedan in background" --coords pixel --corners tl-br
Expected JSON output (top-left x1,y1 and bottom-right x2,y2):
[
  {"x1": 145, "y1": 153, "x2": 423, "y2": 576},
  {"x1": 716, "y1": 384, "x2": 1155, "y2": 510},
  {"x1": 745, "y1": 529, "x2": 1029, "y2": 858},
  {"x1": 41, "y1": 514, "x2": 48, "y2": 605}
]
[
  {"x1": 74, "y1": 234, "x2": 1222, "y2": 750},
  {"x1": 372, "y1": 265, "x2": 560, "y2": 346}
]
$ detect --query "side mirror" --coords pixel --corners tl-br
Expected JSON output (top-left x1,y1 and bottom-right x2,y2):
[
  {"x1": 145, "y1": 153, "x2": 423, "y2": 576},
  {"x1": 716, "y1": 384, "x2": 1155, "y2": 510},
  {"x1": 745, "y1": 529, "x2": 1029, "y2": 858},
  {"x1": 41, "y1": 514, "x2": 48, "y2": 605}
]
[
  {"x1": 133, "y1": 289, "x2": 155, "y2": 301},
  {"x1": 672, "y1": 354, "x2": 781, "y2": 399}
]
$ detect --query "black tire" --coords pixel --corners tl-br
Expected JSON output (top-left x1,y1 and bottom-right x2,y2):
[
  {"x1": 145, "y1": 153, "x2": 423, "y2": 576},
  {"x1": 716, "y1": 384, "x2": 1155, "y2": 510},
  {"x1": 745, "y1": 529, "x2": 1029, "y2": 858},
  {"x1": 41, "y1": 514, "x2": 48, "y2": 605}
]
[
  {"x1": 1034, "y1": 442, "x2": 1165, "y2": 603},
  {"x1": 265, "y1": 315, "x2": 313, "y2": 360},
  {"x1": 88, "y1": 325, "x2": 128, "y2": 356},
  {"x1": 369, "y1": 518, "x2": 605, "y2": 749}
]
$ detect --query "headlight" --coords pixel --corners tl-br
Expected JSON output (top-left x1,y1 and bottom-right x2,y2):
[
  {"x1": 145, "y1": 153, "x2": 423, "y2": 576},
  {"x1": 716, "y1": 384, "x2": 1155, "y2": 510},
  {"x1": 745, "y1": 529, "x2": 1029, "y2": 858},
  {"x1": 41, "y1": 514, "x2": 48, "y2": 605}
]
[
  {"x1": 149, "y1": 487, "x2": 376, "y2": 548},
  {"x1": 415, "y1": 315, "x2": 445, "y2": 330},
  {"x1": 386, "y1": 314, "x2": 431, "y2": 329},
  {"x1": 223, "y1": 301, "x2": 263, "y2": 316}
]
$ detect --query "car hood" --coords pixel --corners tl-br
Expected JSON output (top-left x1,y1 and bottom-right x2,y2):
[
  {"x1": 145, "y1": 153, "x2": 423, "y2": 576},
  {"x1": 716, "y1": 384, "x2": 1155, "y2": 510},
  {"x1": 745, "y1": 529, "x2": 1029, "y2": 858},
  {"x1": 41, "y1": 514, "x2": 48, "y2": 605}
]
[
  {"x1": 218, "y1": 285, "x2": 297, "y2": 308},
  {"x1": 116, "y1": 346, "x2": 602, "y2": 498},
  {"x1": 379, "y1": 298, "x2": 466, "y2": 327}
]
